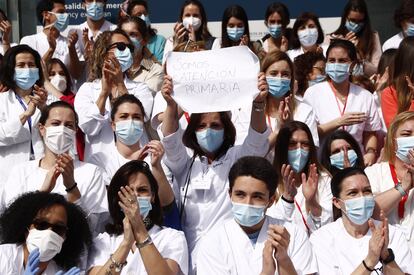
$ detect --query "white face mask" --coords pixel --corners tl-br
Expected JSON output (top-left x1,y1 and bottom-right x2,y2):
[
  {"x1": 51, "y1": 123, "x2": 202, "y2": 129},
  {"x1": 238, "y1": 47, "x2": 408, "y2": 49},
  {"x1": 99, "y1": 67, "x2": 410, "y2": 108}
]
[
  {"x1": 26, "y1": 229, "x2": 64, "y2": 262},
  {"x1": 182, "y1": 16, "x2": 202, "y2": 31},
  {"x1": 44, "y1": 125, "x2": 76, "y2": 155},
  {"x1": 50, "y1": 74, "x2": 67, "y2": 92}
]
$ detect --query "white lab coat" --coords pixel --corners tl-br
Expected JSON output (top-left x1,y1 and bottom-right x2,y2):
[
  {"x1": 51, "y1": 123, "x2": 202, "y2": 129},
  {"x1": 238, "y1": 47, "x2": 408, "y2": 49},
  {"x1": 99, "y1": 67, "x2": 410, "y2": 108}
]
[
  {"x1": 20, "y1": 32, "x2": 82, "y2": 67},
  {"x1": 310, "y1": 217, "x2": 414, "y2": 274},
  {"x1": 87, "y1": 225, "x2": 189, "y2": 275},
  {"x1": 196, "y1": 216, "x2": 318, "y2": 275},
  {"x1": 267, "y1": 172, "x2": 332, "y2": 234},
  {"x1": 0, "y1": 90, "x2": 44, "y2": 185},
  {"x1": 0, "y1": 159, "x2": 108, "y2": 220},
  {"x1": 0, "y1": 244, "x2": 60, "y2": 275},
  {"x1": 287, "y1": 44, "x2": 328, "y2": 61},
  {"x1": 365, "y1": 162, "x2": 414, "y2": 250},
  {"x1": 304, "y1": 81, "x2": 382, "y2": 150},
  {"x1": 233, "y1": 97, "x2": 319, "y2": 147},
  {"x1": 74, "y1": 78, "x2": 153, "y2": 162},
  {"x1": 162, "y1": 126, "x2": 270, "y2": 271},
  {"x1": 382, "y1": 32, "x2": 404, "y2": 51},
  {"x1": 71, "y1": 20, "x2": 116, "y2": 61}
]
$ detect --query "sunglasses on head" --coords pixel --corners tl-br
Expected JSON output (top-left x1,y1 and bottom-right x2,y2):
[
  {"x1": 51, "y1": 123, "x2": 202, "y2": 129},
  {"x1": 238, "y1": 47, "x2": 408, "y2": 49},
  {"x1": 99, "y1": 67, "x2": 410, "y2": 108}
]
[
  {"x1": 107, "y1": 42, "x2": 134, "y2": 53},
  {"x1": 32, "y1": 219, "x2": 68, "y2": 237}
]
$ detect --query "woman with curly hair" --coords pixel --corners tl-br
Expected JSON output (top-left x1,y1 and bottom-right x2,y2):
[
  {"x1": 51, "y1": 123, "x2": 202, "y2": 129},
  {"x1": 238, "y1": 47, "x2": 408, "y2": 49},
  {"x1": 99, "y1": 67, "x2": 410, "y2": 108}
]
[
  {"x1": 0, "y1": 192, "x2": 92, "y2": 274},
  {"x1": 74, "y1": 29, "x2": 153, "y2": 163}
]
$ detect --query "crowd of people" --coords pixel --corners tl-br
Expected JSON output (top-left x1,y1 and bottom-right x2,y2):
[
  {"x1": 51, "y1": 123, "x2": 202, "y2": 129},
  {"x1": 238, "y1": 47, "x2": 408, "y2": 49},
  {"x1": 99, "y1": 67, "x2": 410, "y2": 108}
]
[{"x1": 1, "y1": 0, "x2": 414, "y2": 274}]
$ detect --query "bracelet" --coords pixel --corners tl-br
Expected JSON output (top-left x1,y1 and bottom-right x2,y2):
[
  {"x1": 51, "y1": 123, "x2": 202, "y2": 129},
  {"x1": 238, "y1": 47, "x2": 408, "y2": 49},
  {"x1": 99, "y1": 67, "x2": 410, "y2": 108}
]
[
  {"x1": 362, "y1": 260, "x2": 383, "y2": 273},
  {"x1": 395, "y1": 183, "x2": 407, "y2": 197},
  {"x1": 362, "y1": 260, "x2": 375, "y2": 271},
  {"x1": 109, "y1": 254, "x2": 127, "y2": 273},
  {"x1": 65, "y1": 182, "x2": 77, "y2": 192},
  {"x1": 136, "y1": 235, "x2": 153, "y2": 249},
  {"x1": 281, "y1": 195, "x2": 294, "y2": 204}
]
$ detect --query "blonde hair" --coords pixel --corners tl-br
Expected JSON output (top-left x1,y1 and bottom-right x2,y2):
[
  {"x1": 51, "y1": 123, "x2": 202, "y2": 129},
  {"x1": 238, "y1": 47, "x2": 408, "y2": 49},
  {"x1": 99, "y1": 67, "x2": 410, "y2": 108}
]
[{"x1": 384, "y1": 111, "x2": 414, "y2": 163}]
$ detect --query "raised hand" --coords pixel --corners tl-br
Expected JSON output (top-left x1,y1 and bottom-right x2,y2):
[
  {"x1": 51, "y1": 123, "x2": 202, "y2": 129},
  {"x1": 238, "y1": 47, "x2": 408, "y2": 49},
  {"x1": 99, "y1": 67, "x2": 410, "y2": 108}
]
[
  {"x1": 67, "y1": 30, "x2": 79, "y2": 50},
  {"x1": 365, "y1": 219, "x2": 385, "y2": 268},
  {"x1": 82, "y1": 28, "x2": 94, "y2": 61},
  {"x1": 255, "y1": 72, "x2": 269, "y2": 102},
  {"x1": 267, "y1": 224, "x2": 291, "y2": 262},
  {"x1": 280, "y1": 36, "x2": 289, "y2": 52},
  {"x1": 342, "y1": 146, "x2": 351, "y2": 168},
  {"x1": 281, "y1": 164, "x2": 297, "y2": 201},
  {"x1": 118, "y1": 185, "x2": 143, "y2": 231},
  {"x1": 147, "y1": 140, "x2": 165, "y2": 168},
  {"x1": 23, "y1": 248, "x2": 40, "y2": 275},
  {"x1": 32, "y1": 85, "x2": 48, "y2": 110},
  {"x1": 0, "y1": 19, "x2": 12, "y2": 45},
  {"x1": 122, "y1": 216, "x2": 135, "y2": 247},
  {"x1": 301, "y1": 163, "x2": 319, "y2": 203},
  {"x1": 379, "y1": 211, "x2": 390, "y2": 261},
  {"x1": 239, "y1": 34, "x2": 249, "y2": 46},
  {"x1": 161, "y1": 75, "x2": 176, "y2": 106},
  {"x1": 173, "y1": 22, "x2": 187, "y2": 46},
  {"x1": 57, "y1": 153, "x2": 75, "y2": 188}
]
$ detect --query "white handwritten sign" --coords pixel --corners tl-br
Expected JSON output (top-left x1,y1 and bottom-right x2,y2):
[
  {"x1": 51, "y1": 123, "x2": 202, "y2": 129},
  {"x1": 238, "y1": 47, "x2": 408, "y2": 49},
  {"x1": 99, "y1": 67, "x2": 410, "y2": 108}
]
[{"x1": 166, "y1": 46, "x2": 260, "y2": 113}]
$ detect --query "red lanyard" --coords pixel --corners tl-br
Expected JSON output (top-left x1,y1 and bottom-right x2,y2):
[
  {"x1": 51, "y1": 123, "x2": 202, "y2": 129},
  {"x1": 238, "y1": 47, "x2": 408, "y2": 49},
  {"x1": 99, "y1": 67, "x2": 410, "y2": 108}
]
[
  {"x1": 295, "y1": 199, "x2": 310, "y2": 233},
  {"x1": 328, "y1": 81, "x2": 348, "y2": 130},
  {"x1": 389, "y1": 163, "x2": 408, "y2": 219},
  {"x1": 184, "y1": 112, "x2": 190, "y2": 123}
]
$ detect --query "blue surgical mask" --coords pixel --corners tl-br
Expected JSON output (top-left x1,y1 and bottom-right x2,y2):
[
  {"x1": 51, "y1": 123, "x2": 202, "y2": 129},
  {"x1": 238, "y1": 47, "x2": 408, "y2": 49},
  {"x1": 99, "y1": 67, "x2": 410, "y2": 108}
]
[
  {"x1": 140, "y1": 14, "x2": 151, "y2": 27},
  {"x1": 405, "y1": 23, "x2": 414, "y2": 37},
  {"x1": 341, "y1": 196, "x2": 375, "y2": 225},
  {"x1": 231, "y1": 202, "x2": 266, "y2": 227},
  {"x1": 326, "y1": 63, "x2": 350, "y2": 83},
  {"x1": 308, "y1": 74, "x2": 326, "y2": 87},
  {"x1": 115, "y1": 47, "x2": 133, "y2": 72},
  {"x1": 266, "y1": 77, "x2": 290, "y2": 98},
  {"x1": 86, "y1": 2, "x2": 105, "y2": 21},
  {"x1": 14, "y1": 68, "x2": 39, "y2": 90},
  {"x1": 396, "y1": 136, "x2": 414, "y2": 163},
  {"x1": 195, "y1": 128, "x2": 224, "y2": 153},
  {"x1": 298, "y1": 28, "x2": 318, "y2": 47},
  {"x1": 227, "y1": 27, "x2": 245, "y2": 41},
  {"x1": 137, "y1": 196, "x2": 152, "y2": 219},
  {"x1": 50, "y1": 12, "x2": 69, "y2": 32},
  {"x1": 330, "y1": 149, "x2": 358, "y2": 170},
  {"x1": 345, "y1": 20, "x2": 364, "y2": 33},
  {"x1": 115, "y1": 120, "x2": 144, "y2": 145},
  {"x1": 352, "y1": 63, "x2": 364, "y2": 76},
  {"x1": 288, "y1": 148, "x2": 309, "y2": 173},
  {"x1": 130, "y1": 37, "x2": 142, "y2": 52},
  {"x1": 268, "y1": 24, "x2": 282, "y2": 39}
]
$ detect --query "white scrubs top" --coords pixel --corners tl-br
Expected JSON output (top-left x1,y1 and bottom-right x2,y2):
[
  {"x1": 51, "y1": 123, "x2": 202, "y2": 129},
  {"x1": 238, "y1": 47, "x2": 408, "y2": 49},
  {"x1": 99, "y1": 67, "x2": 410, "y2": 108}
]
[
  {"x1": 196, "y1": 216, "x2": 318, "y2": 275},
  {"x1": 88, "y1": 225, "x2": 189, "y2": 275},
  {"x1": 0, "y1": 244, "x2": 60, "y2": 275},
  {"x1": 162, "y1": 126, "x2": 270, "y2": 271},
  {"x1": 287, "y1": 44, "x2": 328, "y2": 61},
  {"x1": 310, "y1": 217, "x2": 414, "y2": 274},
  {"x1": 74, "y1": 78, "x2": 153, "y2": 162},
  {"x1": 304, "y1": 81, "x2": 382, "y2": 150},
  {"x1": 267, "y1": 172, "x2": 332, "y2": 234},
  {"x1": 0, "y1": 90, "x2": 44, "y2": 185},
  {"x1": 382, "y1": 32, "x2": 404, "y2": 52},
  {"x1": 0, "y1": 159, "x2": 108, "y2": 219},
  {"x1": 365, "y1": 161, "x2": 414, "y2": 250},
  {"x1": 20, "y1": 32, "x2": 81, "y2": 67}
]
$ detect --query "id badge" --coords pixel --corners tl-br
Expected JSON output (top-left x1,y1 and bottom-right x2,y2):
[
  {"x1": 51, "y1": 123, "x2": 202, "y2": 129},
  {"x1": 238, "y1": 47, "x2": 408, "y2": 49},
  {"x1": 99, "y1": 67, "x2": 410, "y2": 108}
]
[{"x1": 192, "y1": 177, "x2": 212, "y2": 190}]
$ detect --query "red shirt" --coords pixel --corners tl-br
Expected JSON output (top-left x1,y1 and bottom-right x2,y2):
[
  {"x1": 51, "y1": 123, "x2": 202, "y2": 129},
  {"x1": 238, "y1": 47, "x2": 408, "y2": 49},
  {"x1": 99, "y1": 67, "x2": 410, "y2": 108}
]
[{"x1": 381, "y1": 86, "x2": 414, "y2": 129}]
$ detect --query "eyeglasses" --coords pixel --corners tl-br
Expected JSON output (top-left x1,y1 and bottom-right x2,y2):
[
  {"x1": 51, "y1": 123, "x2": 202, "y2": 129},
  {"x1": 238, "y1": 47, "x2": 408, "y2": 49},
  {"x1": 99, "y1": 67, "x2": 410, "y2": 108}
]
[
  {"x1": 32, "y1": 219, "x2": 68, "y2": 237},
  {"x1": 107, "y1": 42, "x2": 134, "y2": 53}
]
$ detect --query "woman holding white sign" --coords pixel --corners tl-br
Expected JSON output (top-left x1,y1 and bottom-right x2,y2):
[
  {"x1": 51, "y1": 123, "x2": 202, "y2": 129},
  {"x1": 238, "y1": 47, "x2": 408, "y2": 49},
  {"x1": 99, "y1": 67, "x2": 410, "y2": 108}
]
[{"x1": 160, "y1": 73, "x2": 270, "y2": 272}]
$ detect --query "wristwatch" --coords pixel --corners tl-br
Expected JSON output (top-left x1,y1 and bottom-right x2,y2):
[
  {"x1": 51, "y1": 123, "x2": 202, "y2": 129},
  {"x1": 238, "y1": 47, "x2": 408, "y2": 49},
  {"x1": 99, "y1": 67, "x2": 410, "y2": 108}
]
[
  {"x1": 380, "y1": 248, "x2": 395, "y2": 265},
  {"x1": 395, "y1": 183, "x2": 407, "y2": 197}
]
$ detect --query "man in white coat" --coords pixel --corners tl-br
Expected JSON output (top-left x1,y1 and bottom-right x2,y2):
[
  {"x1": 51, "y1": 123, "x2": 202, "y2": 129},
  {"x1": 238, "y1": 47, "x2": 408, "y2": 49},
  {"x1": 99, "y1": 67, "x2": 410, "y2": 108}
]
[{"x1": 196, "y1": 156, "x2": 317, "y2": 275}]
